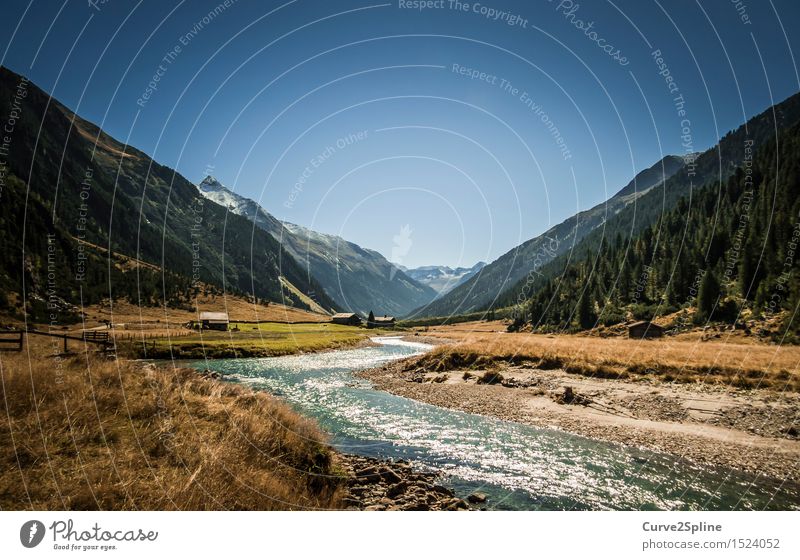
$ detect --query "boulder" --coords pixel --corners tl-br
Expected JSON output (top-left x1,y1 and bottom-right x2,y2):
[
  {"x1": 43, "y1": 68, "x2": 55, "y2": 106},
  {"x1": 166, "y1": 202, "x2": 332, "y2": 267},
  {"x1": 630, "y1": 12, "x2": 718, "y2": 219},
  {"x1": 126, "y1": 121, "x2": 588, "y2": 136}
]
[
  {"x1": 387, "y1": 481, "x2": 409, "y2": 498},
  {"x1": 380, "y1": 467, "x2": 402, "y2": 484},
  {"x1": 355, "y1": 467, "x2": 382, "y2": 483}
]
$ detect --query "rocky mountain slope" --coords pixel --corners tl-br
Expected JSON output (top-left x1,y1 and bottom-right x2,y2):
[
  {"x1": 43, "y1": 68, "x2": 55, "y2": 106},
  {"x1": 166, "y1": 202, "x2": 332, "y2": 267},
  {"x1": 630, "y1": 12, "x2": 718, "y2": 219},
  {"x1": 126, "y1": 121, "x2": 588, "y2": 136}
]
[{"x1": 198, "y1": 177, "x2": 437, "y2": 317}]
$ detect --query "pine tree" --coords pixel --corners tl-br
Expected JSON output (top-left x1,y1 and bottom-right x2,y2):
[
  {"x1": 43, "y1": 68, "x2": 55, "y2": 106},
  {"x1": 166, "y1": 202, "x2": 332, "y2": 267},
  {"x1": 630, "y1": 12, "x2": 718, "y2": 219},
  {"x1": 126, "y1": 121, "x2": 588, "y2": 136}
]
[
  {"x1": 697, "y1": 270, "x2": 721, "y2": 321},
  {"x1": 577, "y1": 290, "x2": 596, "y2": 329}
]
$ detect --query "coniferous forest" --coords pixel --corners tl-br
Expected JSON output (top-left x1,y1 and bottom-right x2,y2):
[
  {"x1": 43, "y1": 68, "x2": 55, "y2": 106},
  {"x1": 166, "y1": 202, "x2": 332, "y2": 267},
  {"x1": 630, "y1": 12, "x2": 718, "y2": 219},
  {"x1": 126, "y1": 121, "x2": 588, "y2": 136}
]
[{"x1": 507, "y1": 125, "x2": 800, "y2": 340}]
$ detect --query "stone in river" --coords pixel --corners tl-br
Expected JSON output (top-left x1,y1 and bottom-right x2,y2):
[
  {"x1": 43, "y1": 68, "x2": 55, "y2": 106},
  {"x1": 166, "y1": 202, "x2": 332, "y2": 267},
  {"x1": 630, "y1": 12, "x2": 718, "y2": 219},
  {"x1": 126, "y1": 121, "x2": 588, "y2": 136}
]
[{"x1": 467, "y1": 492, "x2": 488, "y2": 504}]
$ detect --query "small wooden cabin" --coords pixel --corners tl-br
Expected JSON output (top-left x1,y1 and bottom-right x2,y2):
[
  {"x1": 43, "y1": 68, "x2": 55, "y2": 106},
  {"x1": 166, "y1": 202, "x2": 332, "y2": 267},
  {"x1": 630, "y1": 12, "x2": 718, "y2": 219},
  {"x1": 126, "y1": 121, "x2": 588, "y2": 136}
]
[
  {"x1": 628, "y1": 320, "x2": 664, "y2": 339},
  {"x1": 369, "y1": 315, "x2": 396, "y2": 328},
  {"x1": 199, "y1": 312, "x2": 230, "y2": 331},
  {"x1": 332, "y1": 312, "x2": 362, "y2": 326}
]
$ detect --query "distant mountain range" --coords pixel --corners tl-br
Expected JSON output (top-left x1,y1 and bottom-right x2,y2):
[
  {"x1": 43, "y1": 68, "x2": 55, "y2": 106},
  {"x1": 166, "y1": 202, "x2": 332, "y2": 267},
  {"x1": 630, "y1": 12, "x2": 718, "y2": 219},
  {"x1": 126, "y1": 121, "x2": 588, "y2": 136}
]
[
  {"x1": 198, "y1": 177, "x2": 437, "y2": 317},
  {"x1": 396, "y1": 262, "x2": 485, "y2": 295}
]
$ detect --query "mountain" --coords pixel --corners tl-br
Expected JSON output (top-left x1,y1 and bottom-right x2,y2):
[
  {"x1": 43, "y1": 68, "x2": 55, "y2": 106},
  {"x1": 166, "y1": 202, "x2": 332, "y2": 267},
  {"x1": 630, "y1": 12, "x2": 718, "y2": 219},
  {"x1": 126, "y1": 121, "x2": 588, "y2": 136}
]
[
  {"x1": 198, "y1": 176, "x2": 437, "y2": 317},
  {"x1": 398, "y1": 262, "x2": 486, "y2": 295},
  {"x1": 494, "y1": 89, "x2": 800, "y2": 313},
  {"x1": 413, "y1": 155, "x2": 686, "y2": 317},
  {"x1": 518, "y1": 122, "x2": 800, "y2": 338},
  {"x1": 0, "y1": 66, "x2": 337, "y2": 316}
]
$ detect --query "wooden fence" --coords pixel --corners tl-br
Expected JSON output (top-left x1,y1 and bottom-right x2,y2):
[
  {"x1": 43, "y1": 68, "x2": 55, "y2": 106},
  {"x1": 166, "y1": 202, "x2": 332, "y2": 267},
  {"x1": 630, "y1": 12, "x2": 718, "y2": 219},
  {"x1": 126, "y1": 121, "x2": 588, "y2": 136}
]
[{"x1": 0, "y1": 330, "x2": 24, "y2": 352}]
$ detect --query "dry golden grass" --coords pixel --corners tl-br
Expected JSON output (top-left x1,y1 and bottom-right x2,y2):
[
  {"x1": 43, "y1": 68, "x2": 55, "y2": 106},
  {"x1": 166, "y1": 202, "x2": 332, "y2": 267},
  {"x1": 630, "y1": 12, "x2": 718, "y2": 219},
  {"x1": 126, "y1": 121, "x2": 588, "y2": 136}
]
[
  {"x1": 413, "y1": 327, "x2": 800, "y2": 391},
  {"x1": 0, "y1": 343, "x2": 345, "y2": 510}
]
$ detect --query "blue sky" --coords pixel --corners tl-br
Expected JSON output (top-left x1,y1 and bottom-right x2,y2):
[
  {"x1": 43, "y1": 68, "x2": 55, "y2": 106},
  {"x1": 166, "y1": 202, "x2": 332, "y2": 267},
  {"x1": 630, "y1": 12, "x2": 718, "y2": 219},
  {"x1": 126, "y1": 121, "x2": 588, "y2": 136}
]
[{"x1": 2, "y1": 0, "x2": 799, "y2": 268}]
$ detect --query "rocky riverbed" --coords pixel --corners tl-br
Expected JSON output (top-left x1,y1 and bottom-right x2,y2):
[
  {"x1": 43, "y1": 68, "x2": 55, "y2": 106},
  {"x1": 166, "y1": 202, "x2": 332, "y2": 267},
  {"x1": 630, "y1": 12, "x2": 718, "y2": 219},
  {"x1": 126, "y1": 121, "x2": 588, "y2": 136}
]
[
  {"x1": 338, "y1": 454, "x2": 472, "y2": 511},
  {"x1": 355, "y1": 358, "x2": 800, "y2": 482}
]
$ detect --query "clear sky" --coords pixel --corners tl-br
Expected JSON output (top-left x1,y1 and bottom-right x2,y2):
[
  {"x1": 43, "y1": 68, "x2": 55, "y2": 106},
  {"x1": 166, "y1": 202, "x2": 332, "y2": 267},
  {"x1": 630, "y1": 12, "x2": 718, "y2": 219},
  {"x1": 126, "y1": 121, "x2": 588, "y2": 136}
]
[{"x1": 2, "y1": 0, "x2": 799, "y2": 268}]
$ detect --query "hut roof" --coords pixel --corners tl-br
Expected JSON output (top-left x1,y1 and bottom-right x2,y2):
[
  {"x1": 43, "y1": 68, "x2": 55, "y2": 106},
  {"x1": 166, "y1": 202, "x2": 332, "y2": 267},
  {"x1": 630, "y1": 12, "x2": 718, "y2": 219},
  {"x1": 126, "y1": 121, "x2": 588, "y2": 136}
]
[
  {"x1": 629, "y1": 320, "x2": 662, "y2": 329},
  {"x1": 199, "y1": 312, "x2": 229, "y2": 322},
  {"x1": 332, "y1": 312, "x2": 359, "y2": 319}
]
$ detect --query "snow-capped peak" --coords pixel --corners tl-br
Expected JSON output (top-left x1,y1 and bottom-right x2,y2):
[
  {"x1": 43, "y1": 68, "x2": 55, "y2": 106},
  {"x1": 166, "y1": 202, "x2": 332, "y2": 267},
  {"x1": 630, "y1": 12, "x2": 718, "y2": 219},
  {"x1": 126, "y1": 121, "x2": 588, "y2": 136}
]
[{"x1": 197, "y1": 175, "x2": 251, "y2": 213}]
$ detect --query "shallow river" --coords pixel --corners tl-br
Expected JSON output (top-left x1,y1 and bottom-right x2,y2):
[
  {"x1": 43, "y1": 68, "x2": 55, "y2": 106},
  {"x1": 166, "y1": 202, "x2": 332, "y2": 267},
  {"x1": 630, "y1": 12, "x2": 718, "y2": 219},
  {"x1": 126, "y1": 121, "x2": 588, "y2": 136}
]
[{"x1": 199, "y1": 337, "x2": 799, "y2": 510}]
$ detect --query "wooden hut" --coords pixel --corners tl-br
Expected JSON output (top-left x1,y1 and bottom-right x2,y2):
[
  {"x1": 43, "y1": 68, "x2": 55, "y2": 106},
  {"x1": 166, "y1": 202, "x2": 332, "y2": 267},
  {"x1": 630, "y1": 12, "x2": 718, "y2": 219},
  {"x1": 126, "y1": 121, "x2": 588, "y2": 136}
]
[
  {"x1": 199, "y1": 312, "x2": 230, "y2": 331},
  {"x1": 628, "y1": 320, "x2": 664, "y2": 339},
  {"x1": 332, "y1": 312, "x2": 362, "y2": 326},
  {"x1": 369, "y1": 315, "x2": 396, "y2": 328}
]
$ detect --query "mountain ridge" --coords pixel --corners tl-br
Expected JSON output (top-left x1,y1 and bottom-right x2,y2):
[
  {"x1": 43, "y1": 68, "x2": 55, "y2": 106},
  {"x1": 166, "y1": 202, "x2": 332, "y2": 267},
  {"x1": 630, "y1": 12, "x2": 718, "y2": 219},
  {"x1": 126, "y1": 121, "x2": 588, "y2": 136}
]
[{"x1": 493, "y1": 88, "x2": 800, "y2": 313}]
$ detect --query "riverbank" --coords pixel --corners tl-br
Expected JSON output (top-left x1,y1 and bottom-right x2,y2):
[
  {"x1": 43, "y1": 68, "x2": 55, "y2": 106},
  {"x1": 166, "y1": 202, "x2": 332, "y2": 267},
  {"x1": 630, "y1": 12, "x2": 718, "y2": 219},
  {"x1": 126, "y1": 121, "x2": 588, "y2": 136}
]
[
  {"x1": 0, "y1": 348, "x2": 347, "y2": 509},
  {"x1": 356, "y1": 355, "x2": 800, "y2": 482},
  {"x1": 404, "y1": 328, "x2": 800, "y2": 391}
]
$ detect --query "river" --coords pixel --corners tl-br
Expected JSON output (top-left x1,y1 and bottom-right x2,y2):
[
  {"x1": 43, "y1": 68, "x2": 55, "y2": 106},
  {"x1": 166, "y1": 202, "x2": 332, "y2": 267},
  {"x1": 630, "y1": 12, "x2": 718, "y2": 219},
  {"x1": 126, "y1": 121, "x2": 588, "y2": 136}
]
[{"x1": 198, "y1": 336, "x2": 799, "y2": 510}]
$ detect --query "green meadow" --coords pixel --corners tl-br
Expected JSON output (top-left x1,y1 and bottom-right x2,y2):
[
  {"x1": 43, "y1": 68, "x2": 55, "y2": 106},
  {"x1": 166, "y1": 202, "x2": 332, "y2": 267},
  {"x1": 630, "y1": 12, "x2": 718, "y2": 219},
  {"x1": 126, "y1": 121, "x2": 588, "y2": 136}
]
[{"x1": 127, "y1": 322, "x2": 386, "y2": 359}]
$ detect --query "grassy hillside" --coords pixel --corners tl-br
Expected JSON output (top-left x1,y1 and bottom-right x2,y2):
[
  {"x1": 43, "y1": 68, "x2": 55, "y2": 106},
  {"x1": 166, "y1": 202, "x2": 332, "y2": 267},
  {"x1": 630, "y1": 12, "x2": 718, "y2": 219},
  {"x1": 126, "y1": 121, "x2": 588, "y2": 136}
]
[
  {"x1": 407, "y1": 328, "x2": 799, "y2": 392},
  {"x1": 0, "y1": 348, "x2": 344, "y2": 510}
]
